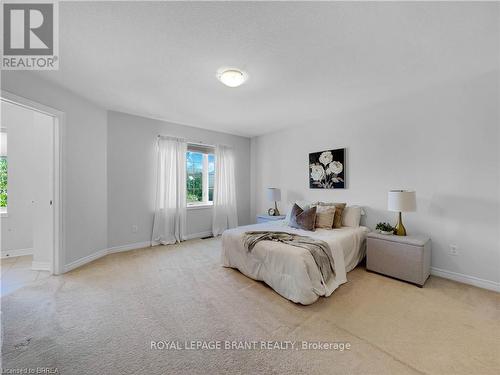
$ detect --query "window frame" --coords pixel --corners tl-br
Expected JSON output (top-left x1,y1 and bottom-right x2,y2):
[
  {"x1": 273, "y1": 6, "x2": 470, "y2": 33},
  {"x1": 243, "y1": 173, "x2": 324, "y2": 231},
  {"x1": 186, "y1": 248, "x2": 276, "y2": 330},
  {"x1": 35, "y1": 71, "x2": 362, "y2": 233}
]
[{"x1": 186, "y1": 145, "x2": 215, "y2": 209}]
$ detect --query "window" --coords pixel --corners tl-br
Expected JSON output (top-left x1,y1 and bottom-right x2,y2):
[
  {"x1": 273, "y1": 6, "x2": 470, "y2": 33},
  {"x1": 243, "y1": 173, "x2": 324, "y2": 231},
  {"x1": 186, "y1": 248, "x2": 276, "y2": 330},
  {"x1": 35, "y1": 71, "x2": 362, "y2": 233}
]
[
  {"x1": 186, "y1": 145, "x2": 215, "y2": 206},
  {"x1": 0, "y1": 130, "x2": 7, "y2": 211}
]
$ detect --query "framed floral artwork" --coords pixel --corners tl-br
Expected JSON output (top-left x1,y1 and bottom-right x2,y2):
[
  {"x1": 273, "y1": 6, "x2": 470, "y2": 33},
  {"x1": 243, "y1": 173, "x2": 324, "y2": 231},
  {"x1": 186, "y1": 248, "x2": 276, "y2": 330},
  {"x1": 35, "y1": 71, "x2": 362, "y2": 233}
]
[{"x1": 309, "y1": 148, "x2": 345, "y2": 189}]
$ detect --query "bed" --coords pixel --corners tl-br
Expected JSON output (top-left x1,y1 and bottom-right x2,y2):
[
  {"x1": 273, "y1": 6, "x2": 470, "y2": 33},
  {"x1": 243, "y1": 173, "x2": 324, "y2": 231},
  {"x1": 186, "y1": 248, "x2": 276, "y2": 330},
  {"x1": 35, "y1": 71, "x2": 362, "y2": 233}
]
[{"x1": 221, "y1": 220, "x2": 370, "y2": 305}]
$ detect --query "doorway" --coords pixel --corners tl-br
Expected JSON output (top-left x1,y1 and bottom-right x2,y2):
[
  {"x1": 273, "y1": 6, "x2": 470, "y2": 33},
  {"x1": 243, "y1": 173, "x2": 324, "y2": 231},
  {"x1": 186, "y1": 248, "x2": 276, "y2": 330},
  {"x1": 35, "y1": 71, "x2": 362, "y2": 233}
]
[{"x1": 0, "y1": 92, "x2": 63, "y2": 278}]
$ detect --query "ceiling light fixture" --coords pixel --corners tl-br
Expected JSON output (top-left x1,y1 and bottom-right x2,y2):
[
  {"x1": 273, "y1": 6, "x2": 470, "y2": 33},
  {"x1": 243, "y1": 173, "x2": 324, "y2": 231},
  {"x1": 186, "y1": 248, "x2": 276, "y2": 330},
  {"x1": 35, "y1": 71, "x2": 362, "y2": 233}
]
[{"x1": 217, "y1": 68, "x2": 248, "y2": 88}]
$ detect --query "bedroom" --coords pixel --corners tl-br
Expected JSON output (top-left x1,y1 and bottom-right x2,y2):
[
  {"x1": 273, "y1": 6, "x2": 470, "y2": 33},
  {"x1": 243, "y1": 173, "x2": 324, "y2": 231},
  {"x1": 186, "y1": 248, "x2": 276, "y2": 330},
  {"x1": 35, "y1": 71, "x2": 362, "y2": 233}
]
[{"x1": 1, "y1": 1, "x2": 499, "y2": 374}]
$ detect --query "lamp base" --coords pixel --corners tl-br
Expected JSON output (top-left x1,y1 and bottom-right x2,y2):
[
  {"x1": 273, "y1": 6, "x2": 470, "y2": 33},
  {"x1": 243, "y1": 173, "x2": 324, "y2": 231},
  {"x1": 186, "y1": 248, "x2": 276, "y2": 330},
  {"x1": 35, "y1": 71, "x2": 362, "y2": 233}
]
[
  {"x1": 395, "y1": 212, "x2": 407, "y2": 236},
  {"x1": 273, "y1": 201, "x2": 280, "y2": 216}
]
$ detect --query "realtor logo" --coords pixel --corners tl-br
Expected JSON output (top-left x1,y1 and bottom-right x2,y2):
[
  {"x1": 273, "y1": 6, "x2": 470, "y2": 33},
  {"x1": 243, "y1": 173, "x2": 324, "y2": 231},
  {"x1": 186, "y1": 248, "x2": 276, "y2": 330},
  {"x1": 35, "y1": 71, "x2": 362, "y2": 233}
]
[{"x1": 2, "y1": 1, "x2": 59, "y2": 69}]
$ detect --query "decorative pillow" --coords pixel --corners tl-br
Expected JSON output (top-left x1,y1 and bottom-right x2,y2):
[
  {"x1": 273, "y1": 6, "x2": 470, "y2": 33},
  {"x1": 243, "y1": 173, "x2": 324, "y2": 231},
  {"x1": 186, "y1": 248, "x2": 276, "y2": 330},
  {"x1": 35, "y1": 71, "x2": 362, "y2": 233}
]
[
  {"x1": 284, "y1": 201, "x2": 311, "y2": 224},
  {"x1": 316, "y1": 202, "x2": 346, "y2": 228},
  {"x1": 342, "y1": 206, "x2": 362, "y2": 227},
  {"x1": 315, "y1": 205, "x2": 336, "y2": 229},
  {"x1": 289, "y1": 203, "x2": 317, "y2": 231}
]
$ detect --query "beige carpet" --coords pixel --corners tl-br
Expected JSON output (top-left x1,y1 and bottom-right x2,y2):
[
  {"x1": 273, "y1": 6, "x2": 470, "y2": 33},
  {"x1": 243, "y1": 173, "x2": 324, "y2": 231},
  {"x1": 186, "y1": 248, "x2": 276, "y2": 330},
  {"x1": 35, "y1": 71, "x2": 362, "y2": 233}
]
[{"x1": 1, "y1": 238, "x2": 499, "y2": 375}]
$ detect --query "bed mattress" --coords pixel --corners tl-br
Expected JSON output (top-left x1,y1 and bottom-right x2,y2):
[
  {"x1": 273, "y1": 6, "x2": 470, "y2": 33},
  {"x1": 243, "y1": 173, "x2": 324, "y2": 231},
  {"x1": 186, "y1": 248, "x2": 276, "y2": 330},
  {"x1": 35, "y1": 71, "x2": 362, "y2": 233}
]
[{"x1": 221, "y1": 220, "x2": 369, "y2": 305}]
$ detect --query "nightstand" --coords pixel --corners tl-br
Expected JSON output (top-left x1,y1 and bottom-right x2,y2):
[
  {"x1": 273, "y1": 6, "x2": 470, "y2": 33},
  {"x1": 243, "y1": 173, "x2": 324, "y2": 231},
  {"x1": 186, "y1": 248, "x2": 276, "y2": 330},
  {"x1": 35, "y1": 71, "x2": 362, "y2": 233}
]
[
  {"x1": 256, "y1": 215, "x2": 286, "y2": 224},
  {"x1": 366, "y1": 232, "x2": 431, "y2": 287}
]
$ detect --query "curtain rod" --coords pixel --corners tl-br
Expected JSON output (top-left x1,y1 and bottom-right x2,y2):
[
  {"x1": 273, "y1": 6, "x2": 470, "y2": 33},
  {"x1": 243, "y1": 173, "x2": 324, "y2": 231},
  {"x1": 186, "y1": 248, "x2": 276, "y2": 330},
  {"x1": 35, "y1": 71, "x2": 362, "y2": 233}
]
[
  {"x1": 156, "y1": 135, "x2": 234, "y2": 149},
  {"x1": 157, "y1": 134, "x2": 216, "y2": 149}
]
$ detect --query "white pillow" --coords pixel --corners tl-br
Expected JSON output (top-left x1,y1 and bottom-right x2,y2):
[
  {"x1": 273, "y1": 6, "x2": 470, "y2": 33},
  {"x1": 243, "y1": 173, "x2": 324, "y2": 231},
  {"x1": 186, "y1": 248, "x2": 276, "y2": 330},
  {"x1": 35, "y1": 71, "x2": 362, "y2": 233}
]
[{"x1": 342, "y1": 206, "x2": 362, "y2": 227}]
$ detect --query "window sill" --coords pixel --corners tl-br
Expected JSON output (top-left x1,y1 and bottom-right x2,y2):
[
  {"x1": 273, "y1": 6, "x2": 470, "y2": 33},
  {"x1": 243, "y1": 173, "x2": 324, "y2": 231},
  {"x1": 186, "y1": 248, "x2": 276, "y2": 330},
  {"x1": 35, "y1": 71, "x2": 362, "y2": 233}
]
[
  {"x1": 187, "y1": 203, "x2": 213, "y2": 211},
  {"x1": 0, "y1": 208, "x2": 8, "y2": 218}
]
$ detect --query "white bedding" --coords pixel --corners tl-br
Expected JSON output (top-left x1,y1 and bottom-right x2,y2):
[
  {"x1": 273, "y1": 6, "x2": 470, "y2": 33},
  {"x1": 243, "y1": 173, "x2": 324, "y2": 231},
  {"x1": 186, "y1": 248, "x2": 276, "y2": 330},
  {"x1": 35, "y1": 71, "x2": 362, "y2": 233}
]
[{"x1": 221, "y1": 220, "x2": 369, "y2": 305}]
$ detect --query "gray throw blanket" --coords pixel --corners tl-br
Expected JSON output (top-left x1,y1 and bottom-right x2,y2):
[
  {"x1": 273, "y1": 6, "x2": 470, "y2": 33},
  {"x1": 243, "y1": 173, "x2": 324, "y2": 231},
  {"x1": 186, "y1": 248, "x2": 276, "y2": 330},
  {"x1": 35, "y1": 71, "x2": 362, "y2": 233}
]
[{"x1": 243, "y1": 231, "x2": 335, "y2": 283}]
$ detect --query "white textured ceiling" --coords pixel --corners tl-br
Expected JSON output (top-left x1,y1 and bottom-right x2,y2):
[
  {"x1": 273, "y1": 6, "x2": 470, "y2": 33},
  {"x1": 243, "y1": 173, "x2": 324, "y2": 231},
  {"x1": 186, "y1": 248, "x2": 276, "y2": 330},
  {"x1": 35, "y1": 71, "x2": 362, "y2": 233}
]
[{"x1": 34, "y1": 1, "x2": 499, "y2": 137}]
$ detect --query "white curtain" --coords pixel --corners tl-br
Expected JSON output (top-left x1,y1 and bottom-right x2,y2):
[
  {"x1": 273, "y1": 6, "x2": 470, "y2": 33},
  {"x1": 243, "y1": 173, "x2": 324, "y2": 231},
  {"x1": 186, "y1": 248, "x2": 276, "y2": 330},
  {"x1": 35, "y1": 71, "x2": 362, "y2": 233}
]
[
  {"x1": 212, "y1": 145, "x2": 238, "y2": 236},
  {"x1": 152, "y1": 137, "x2": 187, "y2": 245}
]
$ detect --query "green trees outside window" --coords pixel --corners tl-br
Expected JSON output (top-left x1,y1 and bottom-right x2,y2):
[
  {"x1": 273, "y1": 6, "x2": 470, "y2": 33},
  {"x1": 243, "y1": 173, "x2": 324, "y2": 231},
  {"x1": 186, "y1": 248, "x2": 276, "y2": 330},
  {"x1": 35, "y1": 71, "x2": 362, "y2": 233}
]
[
  {"x1": 186, "y1": 151, "x2": 214, "y2": 205},
  {"x1": 0, "y1": 157, "x2": 7, "y2": 208}
]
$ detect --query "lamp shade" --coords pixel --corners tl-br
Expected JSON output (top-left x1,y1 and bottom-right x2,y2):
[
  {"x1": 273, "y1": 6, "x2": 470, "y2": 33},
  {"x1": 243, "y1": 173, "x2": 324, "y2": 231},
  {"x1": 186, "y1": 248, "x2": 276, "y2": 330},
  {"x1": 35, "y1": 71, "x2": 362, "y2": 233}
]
[
  {"x1": 267, "y1": 188, "x2": 281, "y2": 202},
  {"x1": 388, "y1": 190, "x2": 416, "y2": 212}
]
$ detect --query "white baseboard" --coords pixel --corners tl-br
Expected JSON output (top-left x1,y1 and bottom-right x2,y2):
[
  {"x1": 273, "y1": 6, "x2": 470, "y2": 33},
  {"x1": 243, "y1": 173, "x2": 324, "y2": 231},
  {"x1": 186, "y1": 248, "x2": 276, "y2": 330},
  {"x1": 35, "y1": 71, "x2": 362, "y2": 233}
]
[
  {"x1": 431, "y1": 267, "x2": 500, "y2": 293},
  {"x1": 31, "y1": 261, "x2": 51, "y2": 272},
  {"x1": 64, "y1": 248, "x2": 108, "y2": 273},
  {"x1": 63, "y1": 235, "x2": 215, "y2": 273},
  {"x1": 184, "y1": 231, "x2": 213, "y2": 240},
  {"x1": 63, "y1": 241, "x2": 151, "y2": 273},
  {"x1": 1, "y1": 248, "x2": 33, "y2": 258},
  {"x1": 107, "y1": 241, "x2": 152, "y2": 254}
]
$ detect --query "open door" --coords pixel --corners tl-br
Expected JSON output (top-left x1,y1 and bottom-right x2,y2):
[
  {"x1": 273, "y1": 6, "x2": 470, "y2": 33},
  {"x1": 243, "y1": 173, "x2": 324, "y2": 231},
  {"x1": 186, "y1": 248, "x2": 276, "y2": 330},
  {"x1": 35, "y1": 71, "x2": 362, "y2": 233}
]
[
  {"x1": 31, "y1": 111, "x2": 55, "y2": 272},
  {"x1": 0, "y1": 96, "x2": 61, "y2": 274}
]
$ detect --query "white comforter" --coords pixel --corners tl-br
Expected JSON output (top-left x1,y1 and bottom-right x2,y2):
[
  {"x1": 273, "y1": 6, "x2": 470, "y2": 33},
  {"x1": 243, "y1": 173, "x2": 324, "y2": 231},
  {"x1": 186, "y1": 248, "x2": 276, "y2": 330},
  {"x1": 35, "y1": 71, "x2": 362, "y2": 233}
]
[{"x1": 221, "y1": 221, "x2": 369, "y2": 305}]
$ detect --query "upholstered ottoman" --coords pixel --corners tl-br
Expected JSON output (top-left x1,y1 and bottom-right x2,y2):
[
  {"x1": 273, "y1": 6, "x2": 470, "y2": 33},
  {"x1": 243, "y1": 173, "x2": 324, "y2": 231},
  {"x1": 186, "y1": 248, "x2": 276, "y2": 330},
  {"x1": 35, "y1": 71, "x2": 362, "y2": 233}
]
[{"x1": 367, "y1": 232, "x2": 431, "y2": 287}]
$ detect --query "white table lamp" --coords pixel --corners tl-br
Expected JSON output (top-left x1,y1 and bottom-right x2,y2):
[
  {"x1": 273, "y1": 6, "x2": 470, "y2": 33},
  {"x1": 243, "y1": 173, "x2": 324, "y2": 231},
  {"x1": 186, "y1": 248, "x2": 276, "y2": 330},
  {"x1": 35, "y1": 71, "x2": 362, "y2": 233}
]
[
  {"x1": 267, "y1": 188, "x2": 281, "y2": 216},
  {"x1": 388, "y1": 190, "x2": 416, "y2": 236}
]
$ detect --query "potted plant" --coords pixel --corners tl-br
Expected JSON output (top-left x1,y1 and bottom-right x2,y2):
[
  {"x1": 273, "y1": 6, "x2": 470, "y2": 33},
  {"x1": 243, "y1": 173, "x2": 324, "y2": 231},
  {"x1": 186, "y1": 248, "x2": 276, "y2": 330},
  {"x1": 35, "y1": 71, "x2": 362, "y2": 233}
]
[{"x1": 375, "y1": 222, "x2": 395, "y2": 235}]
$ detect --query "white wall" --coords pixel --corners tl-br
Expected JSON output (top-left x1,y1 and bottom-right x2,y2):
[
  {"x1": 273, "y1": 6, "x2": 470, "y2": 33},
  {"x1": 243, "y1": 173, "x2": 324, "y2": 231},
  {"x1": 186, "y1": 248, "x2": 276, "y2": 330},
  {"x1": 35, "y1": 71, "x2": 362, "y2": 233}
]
[
  {"x1": 0, "y1": 101, "x2": 35, "y2": 255},
  {"x1": 1, "y1": 71, "x2": 108, "y2": 266},
  {"x1": 251, "y1": 71, "x2": 500, "y2": 285},
  {"x1": 107, "y1": 111, "x2": 251, "y2": 248}
]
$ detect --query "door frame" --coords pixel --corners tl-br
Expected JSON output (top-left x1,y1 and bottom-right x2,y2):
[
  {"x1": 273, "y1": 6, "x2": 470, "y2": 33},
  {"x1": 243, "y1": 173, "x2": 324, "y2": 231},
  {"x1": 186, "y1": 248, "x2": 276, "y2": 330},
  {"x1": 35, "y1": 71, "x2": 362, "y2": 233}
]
[{"x1": 1, "y1": 90, "x2": 64, "y2": 275}]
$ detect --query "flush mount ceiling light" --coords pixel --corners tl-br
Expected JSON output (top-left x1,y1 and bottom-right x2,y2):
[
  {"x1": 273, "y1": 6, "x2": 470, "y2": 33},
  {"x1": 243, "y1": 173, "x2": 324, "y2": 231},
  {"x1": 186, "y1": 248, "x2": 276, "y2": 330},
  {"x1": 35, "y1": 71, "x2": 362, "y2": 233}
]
[{"x1": 216, "y1": 68, "x2": 248, "y2": 87}]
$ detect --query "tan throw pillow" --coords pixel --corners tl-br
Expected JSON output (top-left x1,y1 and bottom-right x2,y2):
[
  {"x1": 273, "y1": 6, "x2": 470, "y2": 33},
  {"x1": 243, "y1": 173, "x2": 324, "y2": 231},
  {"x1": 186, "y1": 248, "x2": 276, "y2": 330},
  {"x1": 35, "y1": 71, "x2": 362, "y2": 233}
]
[
  {"x1": 317, "y1": 202, "x2": 346, "y2": 228},
  {"x1": 289, "y1": 203, "x2": 317, "y2": 231},
  {"x1": 315, "y1": 206, "x2": 336, "y2": 229}
]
